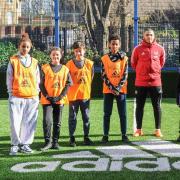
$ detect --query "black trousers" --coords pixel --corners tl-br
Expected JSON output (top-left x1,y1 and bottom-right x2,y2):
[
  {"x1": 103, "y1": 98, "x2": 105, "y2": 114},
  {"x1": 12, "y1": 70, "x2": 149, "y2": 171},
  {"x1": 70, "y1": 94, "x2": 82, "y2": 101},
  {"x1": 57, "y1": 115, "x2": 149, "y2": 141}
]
[
  {"x1": 68, "y1": 100, "x2": 90, "y2": 137},
  {"x1": 103, "y1": 93, "x2": 127, "y2": 136},
  {"x1": 135, "y1": 86, "x2": 162, "y2": 129},
  {"x1": 42, "y1": 104, "x2": 63, "y2": 143}
]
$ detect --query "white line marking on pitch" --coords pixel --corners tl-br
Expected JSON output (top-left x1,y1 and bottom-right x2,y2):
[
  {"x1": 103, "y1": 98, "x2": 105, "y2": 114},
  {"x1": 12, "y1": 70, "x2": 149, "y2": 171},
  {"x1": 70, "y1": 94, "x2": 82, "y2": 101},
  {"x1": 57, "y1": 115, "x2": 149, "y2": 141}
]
[
  {"x1": 132, "y1": 139, "x2": 180, "y2": 157},
  {"x1": 97, "y1": 145, "x2": 155, "y2": 160},
  {"x1": 52, "y1": 151, "x2": 100, "y2": 159}
]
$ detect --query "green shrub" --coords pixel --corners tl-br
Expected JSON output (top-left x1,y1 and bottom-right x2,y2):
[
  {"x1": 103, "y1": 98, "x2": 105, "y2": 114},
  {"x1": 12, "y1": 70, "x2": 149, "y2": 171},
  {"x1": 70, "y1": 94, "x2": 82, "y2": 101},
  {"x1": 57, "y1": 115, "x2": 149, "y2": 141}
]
[
  {"x1": 0, "y1": 42, "x2": 101, "y2": 70},
  {"x1": 31, "y1": 48, "x2": 50, "y2": 65},
  {"x1": 0, "y1": 42, "x2": 17, "y2": 71}
]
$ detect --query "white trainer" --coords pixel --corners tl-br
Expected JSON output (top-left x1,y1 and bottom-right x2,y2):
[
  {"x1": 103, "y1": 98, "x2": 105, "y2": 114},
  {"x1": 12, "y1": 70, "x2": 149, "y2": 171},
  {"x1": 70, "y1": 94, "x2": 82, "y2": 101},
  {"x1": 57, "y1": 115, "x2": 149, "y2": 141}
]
[
  {"x1": 9, "y1": 145, "x2": 19, "y2": 156},
  {"x1": 20, "y1": 145, "x2": 33, "y2": 153}
]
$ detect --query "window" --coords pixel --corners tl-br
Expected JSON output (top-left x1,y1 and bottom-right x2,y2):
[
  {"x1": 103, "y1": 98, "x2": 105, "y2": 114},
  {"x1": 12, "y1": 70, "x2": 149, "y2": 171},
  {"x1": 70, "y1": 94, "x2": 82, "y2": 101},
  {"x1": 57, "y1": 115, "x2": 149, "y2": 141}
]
[
  {"x1": 6, "y1": 12, "x2": 13, "y2": 25},
  {"x1": 7, "y1": 0, "x2": 13, "y2": 3}
]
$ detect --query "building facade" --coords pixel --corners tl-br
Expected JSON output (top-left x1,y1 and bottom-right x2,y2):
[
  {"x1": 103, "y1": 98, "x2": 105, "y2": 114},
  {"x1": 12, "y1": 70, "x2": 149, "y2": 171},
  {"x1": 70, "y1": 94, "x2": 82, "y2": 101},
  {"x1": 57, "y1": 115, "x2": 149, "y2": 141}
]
[{"x1": 0, "y1": 0, "x2": 22, "y2": 38}]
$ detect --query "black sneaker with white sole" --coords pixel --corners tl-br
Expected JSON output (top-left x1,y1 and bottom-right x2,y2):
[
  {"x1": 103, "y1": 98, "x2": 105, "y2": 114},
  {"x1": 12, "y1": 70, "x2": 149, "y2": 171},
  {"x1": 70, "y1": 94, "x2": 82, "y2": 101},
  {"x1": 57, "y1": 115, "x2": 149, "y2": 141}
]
[
  {"x1": 84, "y1": 136, "x2": 93, "y2": 145},
  {"x1": 122, "y1": 135, "x2": 130, "y2": 143},
  {"x1": 41, "y1": 142, "x2": 52, "y2": 151},
  {"x1": 52, "y1": 142, "x2": 60, "y2": 149},
  {"x1": 69, "y1": 136, "x2": 76, "y2": 147},
  {"x1": 101, "y1": 135, "x2": 109, "y2": 143}
]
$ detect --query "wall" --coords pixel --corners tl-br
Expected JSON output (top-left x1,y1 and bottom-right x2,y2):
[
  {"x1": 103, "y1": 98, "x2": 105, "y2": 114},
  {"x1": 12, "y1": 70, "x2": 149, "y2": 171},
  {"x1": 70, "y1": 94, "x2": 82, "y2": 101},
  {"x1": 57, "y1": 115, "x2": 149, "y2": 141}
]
[{"x1": 0, "y1": 71, "x2": 179, "y2": 99}]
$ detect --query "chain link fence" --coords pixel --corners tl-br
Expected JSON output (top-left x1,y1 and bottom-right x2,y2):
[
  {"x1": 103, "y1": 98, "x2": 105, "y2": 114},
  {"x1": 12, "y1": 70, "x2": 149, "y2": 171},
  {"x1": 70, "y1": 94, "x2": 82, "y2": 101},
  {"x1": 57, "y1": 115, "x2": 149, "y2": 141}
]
[{"x1": 0, "y1": 0, "x2": 179, "y2": 68}]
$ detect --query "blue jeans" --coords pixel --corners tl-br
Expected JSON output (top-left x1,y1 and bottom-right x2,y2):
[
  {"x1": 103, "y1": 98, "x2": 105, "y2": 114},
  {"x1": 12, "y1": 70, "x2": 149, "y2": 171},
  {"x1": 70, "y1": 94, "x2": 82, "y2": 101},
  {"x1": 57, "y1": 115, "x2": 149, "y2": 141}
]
[
  {"x1": 69, "y1": 99, "x2": 90, "y2": 137},
  {"x1": 103, "y1": 93, "x2": 127, "y2": 136}
]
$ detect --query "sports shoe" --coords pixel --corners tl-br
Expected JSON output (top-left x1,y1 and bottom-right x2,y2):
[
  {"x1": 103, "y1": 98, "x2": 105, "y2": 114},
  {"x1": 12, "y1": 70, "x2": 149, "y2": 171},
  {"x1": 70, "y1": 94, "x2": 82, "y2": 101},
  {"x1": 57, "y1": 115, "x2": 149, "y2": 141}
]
[
  {"x1": 122, "y1": 135, "x2": 130, "y2": 143},
  {"x1": 133, "y1": 129, "x2": 144, "y2": 137},
  {"x1": 177, "y1": 136, "x2": 180, "y2": 142},
  {"x1": 69, "y1": 136, "x2": 76, "y2": 147},
  {"x1": 84, "y1": 136, "x2": 93, "y2": 145},
  {"x1": 41, "y1": 142, "x2": 52, "y2": 151},
  {"x1": 155, "y1": 129, "x2": 163, "y2": 137},
  {"x1": 101, "y1": 135, "x2": 109, "y2": 143},
  {"x1": 52, "y1": 142, "x2": 60, "y2": 150},
  {"x1": 20, "y1": 145, "x2": 33, "y2": 153},
  {"x1": 9, "y1": 145, "x2": 19, "y2": 156}
]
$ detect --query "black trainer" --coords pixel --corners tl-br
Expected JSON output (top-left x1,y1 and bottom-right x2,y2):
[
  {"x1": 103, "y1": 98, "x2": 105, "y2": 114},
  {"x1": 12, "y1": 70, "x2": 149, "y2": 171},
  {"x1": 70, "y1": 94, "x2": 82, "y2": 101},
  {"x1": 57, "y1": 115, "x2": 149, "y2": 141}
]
[
  {"x1": 41, "y1": 142, "x2": 52, "y2": 151},
  {"x1": 84, "y1": 136, "x2": 93, "y2": 145},
  {"x1": 101, "y1": 135, "x2": 109, "y2": 143},
  {"x1": 122, "y1": 135, "x2": 129, "y2": 143},
  {"x1": 177, "y1": 136, "x2": 180, "y2": 142},
  {"x1": 52, "y1": 142, "x2": 60, "y2": 149},
  {"x1": 69, "y1": 136, "x2": 76, "y2": 147}
]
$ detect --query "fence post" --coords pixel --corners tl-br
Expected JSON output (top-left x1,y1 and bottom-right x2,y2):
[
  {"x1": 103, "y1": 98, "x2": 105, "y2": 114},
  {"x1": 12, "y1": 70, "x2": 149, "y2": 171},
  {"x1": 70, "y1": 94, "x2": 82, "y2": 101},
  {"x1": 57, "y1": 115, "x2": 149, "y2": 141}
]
[
  {"x1": 54, "y1": 0, "x2": 60, "y2": 47},
  {"x1": 134, "y1": 0, "x2": 138, "y2": 47},
  {"x1": 63, "y1": 27, "x2": 67, "y2": 56}
]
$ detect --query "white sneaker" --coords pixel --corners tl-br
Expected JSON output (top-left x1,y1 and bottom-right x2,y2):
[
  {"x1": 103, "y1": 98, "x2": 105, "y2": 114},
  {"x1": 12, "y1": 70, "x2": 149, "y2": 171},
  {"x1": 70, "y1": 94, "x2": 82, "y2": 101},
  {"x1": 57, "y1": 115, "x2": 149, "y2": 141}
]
[
  {"x1": 20, "y1": 145, "x2": 33, "y2": 153},
  {"x1": 9, "y1": 145, "x2": 19, "y2": 155}
]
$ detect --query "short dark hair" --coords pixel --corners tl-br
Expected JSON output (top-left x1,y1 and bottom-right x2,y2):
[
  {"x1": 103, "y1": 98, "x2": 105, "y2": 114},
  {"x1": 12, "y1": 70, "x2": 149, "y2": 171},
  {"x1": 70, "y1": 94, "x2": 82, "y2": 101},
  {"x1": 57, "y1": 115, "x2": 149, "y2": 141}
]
[
  {"x1": 108, "y1": 34, "x2": 121, "y2": 42},
  {"x1": 144, "y1": 28, "x2": 154, "y2": 33},
  {"x1": 72, "y1": 41, "x2": 85, "y2": 49}
]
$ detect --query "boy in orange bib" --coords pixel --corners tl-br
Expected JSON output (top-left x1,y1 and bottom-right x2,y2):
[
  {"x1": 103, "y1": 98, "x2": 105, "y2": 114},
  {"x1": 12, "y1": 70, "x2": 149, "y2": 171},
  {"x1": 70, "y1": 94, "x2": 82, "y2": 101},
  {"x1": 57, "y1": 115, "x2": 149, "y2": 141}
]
[
  {"x1": 66, "y1": 41, "x2": 94, "y2": 147},
  {"x1": 40, "y1": 47, "x2": 72, "y2": 150},
  {"x1": 101, "y1": 34, "x2": 129, "y2": 143}
]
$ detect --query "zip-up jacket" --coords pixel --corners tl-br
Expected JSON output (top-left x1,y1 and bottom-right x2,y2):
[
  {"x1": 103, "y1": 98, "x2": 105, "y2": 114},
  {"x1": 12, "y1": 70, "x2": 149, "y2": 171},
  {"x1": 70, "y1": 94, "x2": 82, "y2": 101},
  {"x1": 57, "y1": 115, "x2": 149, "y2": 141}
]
[{"x1": 131, "y1": 40, "x2": 165, "y2": 86}]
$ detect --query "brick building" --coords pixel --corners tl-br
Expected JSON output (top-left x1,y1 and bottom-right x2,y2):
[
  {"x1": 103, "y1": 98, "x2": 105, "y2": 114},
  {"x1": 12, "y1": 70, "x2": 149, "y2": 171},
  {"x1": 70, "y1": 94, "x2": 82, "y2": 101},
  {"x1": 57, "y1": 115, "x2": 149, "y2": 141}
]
[{"x1": 0, "y1": 0, "x2": 22, "y2": 38}]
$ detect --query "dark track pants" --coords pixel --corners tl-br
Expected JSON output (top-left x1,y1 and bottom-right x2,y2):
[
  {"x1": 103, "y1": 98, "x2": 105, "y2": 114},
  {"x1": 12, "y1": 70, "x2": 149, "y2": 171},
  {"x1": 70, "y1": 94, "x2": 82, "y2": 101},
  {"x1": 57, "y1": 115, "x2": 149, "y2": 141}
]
[
  {"x1": 42, "y1": 104, "x2": 63, "y2": 143},
  {"x1": 103, "y1": 93, "x2": 127, "y2": 136},
  {"x1": 135, "y1": 86, "x2": 162, "y2": 129},
  {"x1": 69, "y1": 100, "x2": 90, "y2": 137}
]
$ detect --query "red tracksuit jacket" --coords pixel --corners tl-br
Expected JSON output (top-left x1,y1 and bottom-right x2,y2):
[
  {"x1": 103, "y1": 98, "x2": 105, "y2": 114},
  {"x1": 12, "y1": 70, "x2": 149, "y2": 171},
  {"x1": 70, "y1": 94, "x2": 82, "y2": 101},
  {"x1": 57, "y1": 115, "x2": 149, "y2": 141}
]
[{"x1": 131, "y1": 40, "x2": 165, "y2": 87}]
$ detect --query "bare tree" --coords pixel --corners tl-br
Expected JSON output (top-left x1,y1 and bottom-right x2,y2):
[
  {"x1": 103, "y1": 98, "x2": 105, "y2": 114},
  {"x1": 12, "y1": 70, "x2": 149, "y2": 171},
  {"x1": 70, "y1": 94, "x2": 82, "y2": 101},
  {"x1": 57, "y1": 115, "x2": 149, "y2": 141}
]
[
  {"x1": 82, "y1": 0, "x2": 134, "y2": 53},
  {"x1": 82, "y1": 0, "x2": 113, "y2": 54}
]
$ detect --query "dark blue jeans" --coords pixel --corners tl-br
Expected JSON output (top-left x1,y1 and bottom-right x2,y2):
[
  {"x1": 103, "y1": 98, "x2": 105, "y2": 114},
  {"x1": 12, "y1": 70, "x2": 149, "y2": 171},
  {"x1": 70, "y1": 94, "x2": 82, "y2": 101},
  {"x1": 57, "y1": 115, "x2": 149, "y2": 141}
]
[
  {"x1": 69, "y1": 99, "x2": 90, "y2": 137},
  {"x1": 103, "y1": 93, "x2": 127, "y2": 136}
]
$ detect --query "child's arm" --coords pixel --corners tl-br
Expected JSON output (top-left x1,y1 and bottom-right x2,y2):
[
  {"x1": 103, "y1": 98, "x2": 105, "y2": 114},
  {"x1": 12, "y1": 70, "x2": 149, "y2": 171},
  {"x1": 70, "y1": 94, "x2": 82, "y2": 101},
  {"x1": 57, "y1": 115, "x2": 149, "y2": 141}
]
[
  {"x1": 116, "y1": 59, "x2": 128, "y2": 91},
  {"x1": 59, "y1": 72, "x2": 73, "y2": 99},
  {"x1": 36, "y1": 64, "x2": 40, "y2": 93},
  {"x1": 39, "y1": 67, "x2": 49, "y2": 98},
  {"x1": 6, "y1": 62, "x2": 14, "y2": 97},
  {"x1": 91, "y1": 64, "x2": 94, "y2": 80}
]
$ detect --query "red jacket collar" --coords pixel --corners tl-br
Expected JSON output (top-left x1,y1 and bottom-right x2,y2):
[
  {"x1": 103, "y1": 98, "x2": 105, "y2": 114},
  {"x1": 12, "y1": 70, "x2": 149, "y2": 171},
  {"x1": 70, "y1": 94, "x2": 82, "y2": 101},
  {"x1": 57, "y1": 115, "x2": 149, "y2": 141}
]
[{"x1": 141, "y1": 40, "x2": 157, "y2": 47}]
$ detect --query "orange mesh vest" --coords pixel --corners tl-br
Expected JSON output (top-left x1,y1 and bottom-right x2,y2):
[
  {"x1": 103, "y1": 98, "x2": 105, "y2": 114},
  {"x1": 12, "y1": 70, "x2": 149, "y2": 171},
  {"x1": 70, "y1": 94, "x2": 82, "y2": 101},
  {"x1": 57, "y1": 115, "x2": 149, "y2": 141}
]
[
  {"x1": 10, "y1": 55, "x2": 39, "y2": 98},
  {"x1": 101, "y1": 54, "x2": 128, "y2": 94},
  {"x1": 66, "y1": 59, "x2": 93, "y2": 101},
  {"x1": 40, "y1": 64, "x2": 69, "y2": 105}
]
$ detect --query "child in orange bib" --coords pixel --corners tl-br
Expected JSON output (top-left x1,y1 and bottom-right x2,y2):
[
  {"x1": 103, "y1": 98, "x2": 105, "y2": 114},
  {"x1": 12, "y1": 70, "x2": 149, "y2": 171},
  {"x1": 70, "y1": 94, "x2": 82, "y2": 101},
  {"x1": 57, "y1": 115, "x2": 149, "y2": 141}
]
[
  {"x1": 101, "y1": 34, "x2": 129, "y2": 143},
  {"x1": 40, "y1": 47, "x2": 72, "y2": 150},
  {"x1": 6, "y1": 33, "x2": 40, "y2": 155},
  {"x1": 66, "y1": 41, "x2": 94, "y2": 147}
]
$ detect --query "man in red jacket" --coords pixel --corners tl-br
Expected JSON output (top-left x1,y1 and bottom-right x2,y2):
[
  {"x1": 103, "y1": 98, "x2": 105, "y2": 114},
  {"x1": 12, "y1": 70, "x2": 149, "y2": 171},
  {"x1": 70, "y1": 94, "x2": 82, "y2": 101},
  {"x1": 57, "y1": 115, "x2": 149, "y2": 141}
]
[{"x1": 131, "y1": 28, "x2": 165, "y2": 137}]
